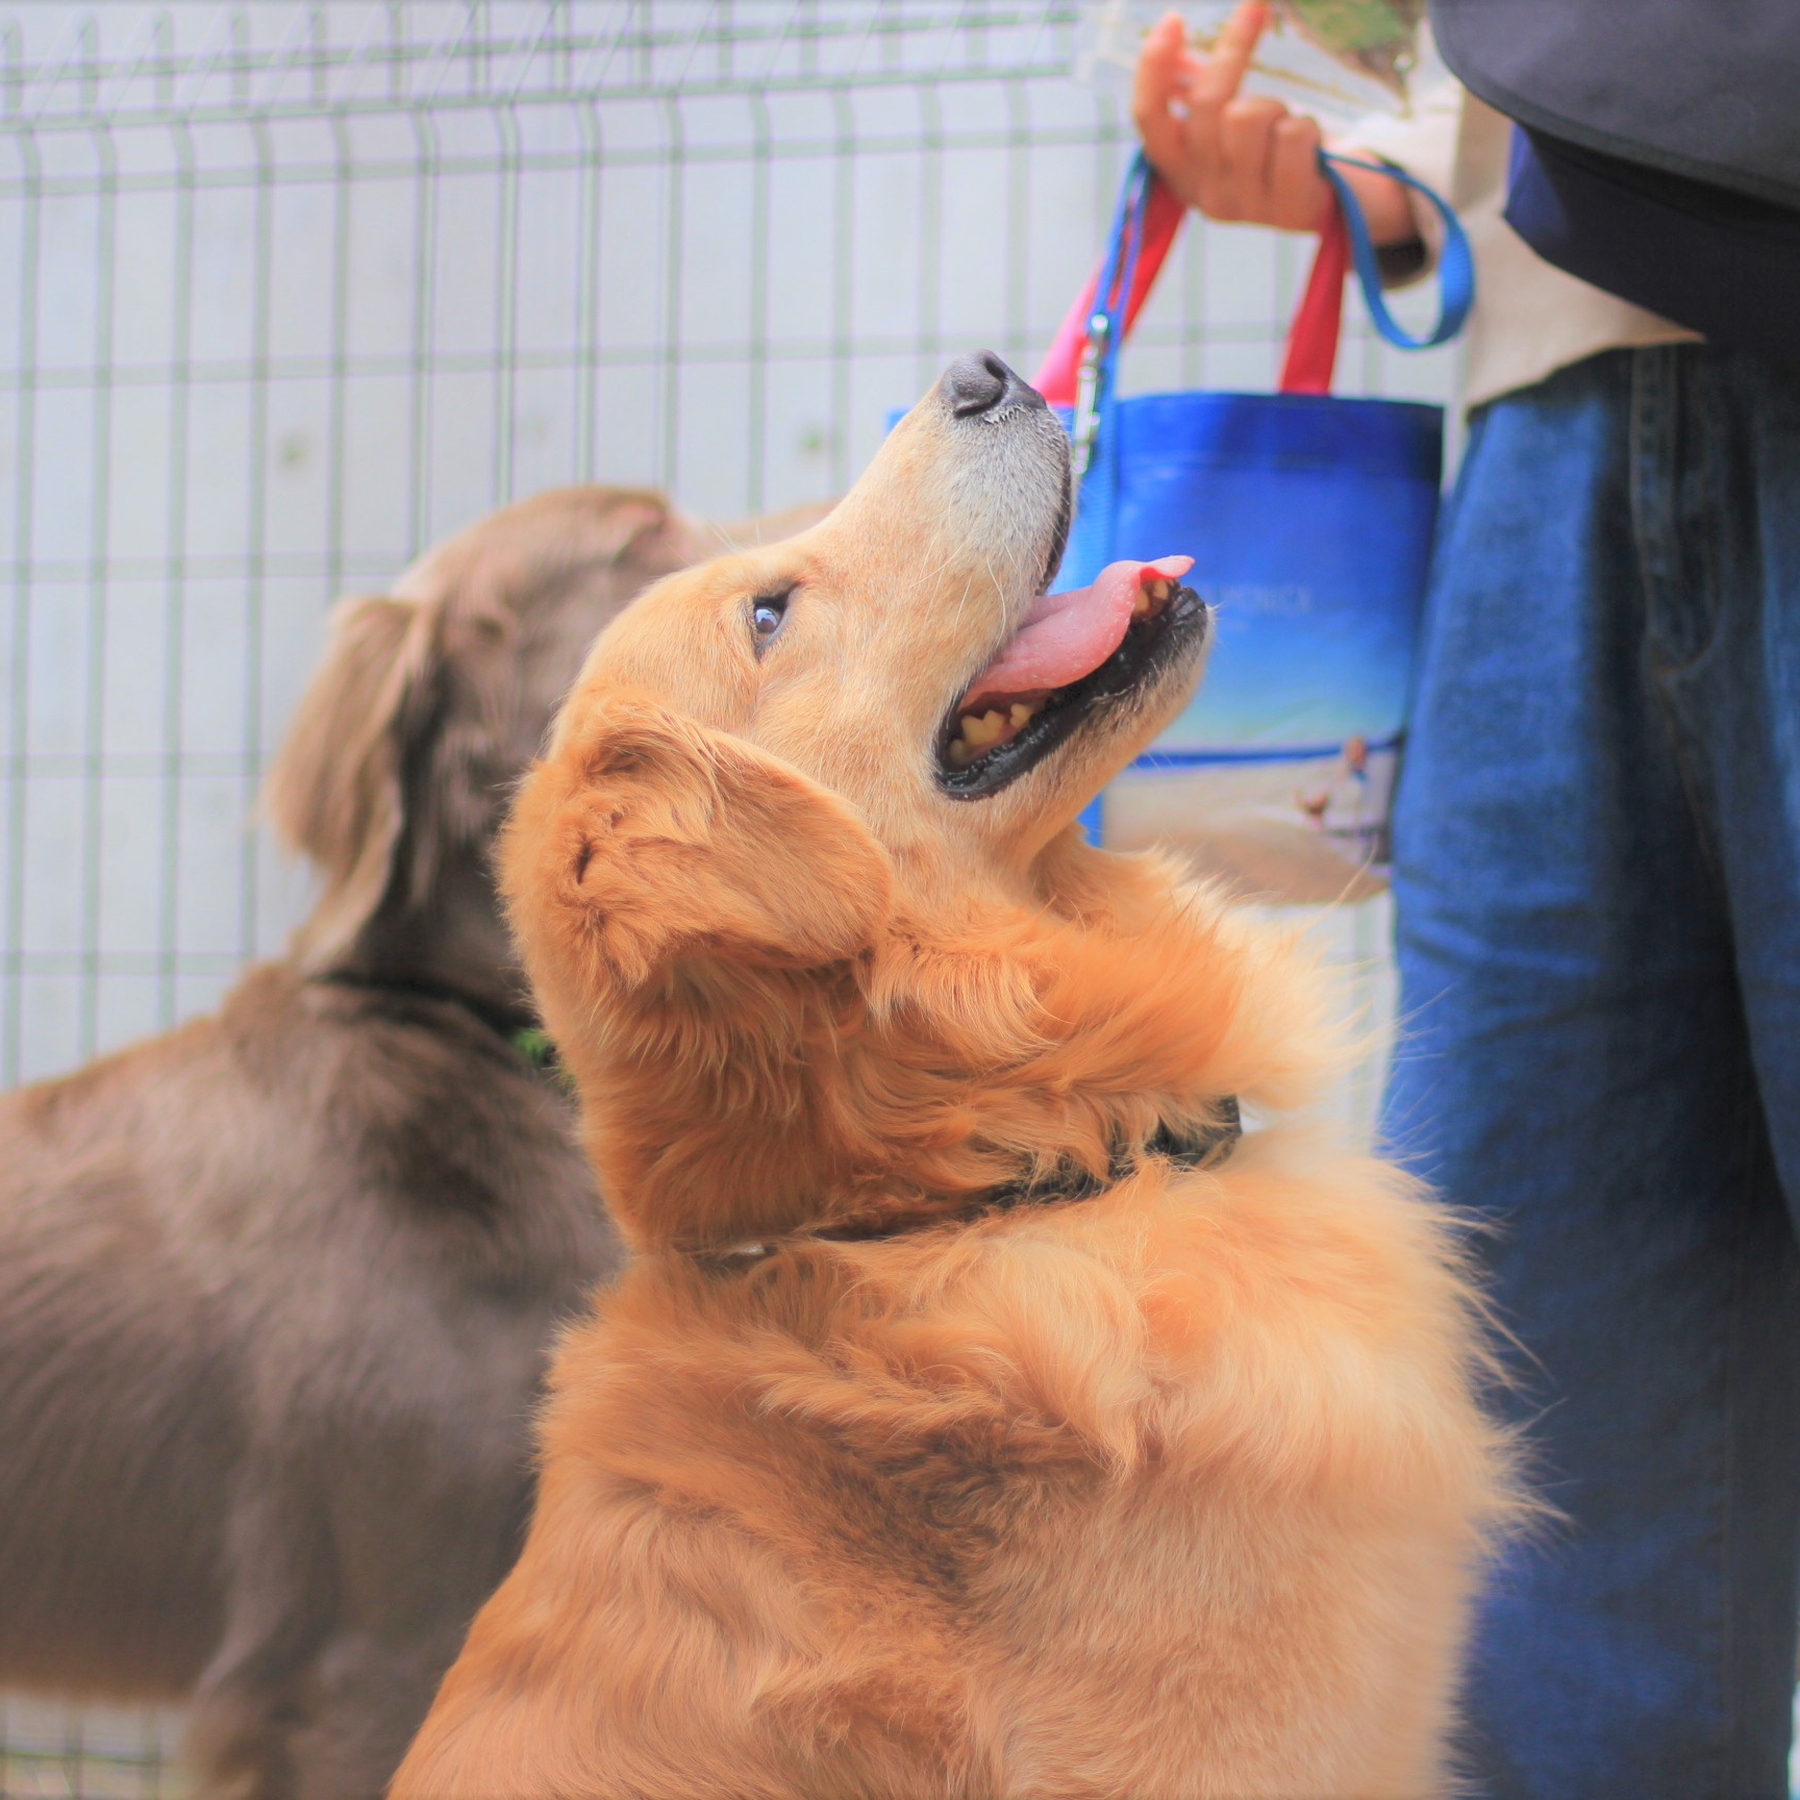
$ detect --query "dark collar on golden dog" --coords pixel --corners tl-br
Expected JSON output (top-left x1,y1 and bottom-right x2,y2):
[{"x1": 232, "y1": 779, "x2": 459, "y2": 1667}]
[{"x1": 704, "y1": 1099, "x2": 1243, "y2": 1270}]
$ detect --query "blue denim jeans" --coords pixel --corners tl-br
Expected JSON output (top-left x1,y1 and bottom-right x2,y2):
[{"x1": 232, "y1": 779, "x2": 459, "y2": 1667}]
[{"x1": 1385, "y1": 344, "x2": 1800, "y2": 1799}]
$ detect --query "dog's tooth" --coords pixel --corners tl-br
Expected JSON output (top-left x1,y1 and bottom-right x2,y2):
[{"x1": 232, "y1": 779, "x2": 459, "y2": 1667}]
[
  {"x1": 946, "y1": 737, "x2": 974, "y2": 767},
  {"x1": 1008, "y1": 702, "x2": 1034, "y2": 729},
  {"x1": 962, "y1": 710, "x2": 1006, "y2": 750},
  {"x1": 1133, "y1": 576, "x2": 1174, "y2": 620}
]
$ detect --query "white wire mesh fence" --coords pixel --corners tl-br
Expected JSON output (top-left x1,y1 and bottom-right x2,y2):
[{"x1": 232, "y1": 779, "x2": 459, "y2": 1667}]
[
  {"x1": 0, "y1": 3, "x2": 1448, "y2": 1790},
  {"x1": 0, "y1": 1697, "x2": 178, "y2": 1800}
]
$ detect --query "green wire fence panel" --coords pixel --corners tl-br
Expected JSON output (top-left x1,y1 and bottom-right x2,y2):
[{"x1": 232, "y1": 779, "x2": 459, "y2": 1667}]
[{"x1": 0, "y1": 3, "x2": 1448, "y2": 1792}]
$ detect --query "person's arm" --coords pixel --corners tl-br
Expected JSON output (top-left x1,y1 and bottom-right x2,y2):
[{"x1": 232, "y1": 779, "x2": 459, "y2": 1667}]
[{"x1": 1131, "y1": 3, "x2": 1419, "y2": 250}]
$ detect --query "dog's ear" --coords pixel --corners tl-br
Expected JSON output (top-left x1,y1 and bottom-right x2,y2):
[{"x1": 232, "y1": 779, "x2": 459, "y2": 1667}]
[
  {"x1": 267, "y1": 493, "x2": 687, "y2": 976},
  {"x1": 264, "y1": 593, "x2": 435, "y2": 969},
  {"x1": 502, "y1": 694, "x2": 892, "y2": 995}
]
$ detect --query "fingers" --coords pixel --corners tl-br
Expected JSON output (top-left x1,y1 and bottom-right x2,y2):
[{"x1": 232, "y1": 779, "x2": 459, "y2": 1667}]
[
  {"x1": 1133, "y1": 11, "x2": 1188, "y2": 102},
  {"x1": 1186, "y1": 0, "x2": 1268, "y2": 110},
  {"x1": 1131, "y1": 13, "x2": 1193, "y2": 177},
  {"x1": 1129, "y1": 0, "x2": 1328, "y2": 232},
  {"x1": 1212, "y1": 95, "x2": 1321, "y2": 226},
  {"x1": 1268, "y1": 112, "x2": 1329, "y2": 231},
  {"x1": 1215, "y1": 93, "x2": 1286, "y2": 212}
]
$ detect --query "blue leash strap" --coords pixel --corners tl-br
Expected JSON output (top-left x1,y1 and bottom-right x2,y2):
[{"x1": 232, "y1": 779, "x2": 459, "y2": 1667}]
[
  {"x1": 1070, "y1": 152, "x2": 1154, "y2": 482},
  {"x1": 1317, "y1": 149, "x2": 1475, "y2": 350},
  {"x1": 1063, "y1": 150, "x2": 1155, "y2": 596}
]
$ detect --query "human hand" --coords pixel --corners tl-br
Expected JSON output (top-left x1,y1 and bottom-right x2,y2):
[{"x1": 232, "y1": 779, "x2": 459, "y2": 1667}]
[
  {"x1": 1132, "y1": 3, "x2": 1329, "y2": 230},
  {"x1": 1132, "y1": 3, "x2": 1418, "y2": 246}
]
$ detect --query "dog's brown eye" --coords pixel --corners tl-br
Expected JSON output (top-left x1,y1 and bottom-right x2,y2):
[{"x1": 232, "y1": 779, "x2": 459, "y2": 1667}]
[{"x1": 749, "y1": 592, "x2": 789, "y2": 652}]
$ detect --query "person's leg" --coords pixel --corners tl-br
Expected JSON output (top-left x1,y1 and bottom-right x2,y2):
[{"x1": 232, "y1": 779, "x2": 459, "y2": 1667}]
[
  {"x1": 1384, "y1": 347, "x2": 1800, "y2": 1800},
  {"x1": 1659, "y1": 345, "x2": 1800, "y2": 1771},
  {"x1": 1672, "y1": 349, "x2": 1800, "y2": 1207}
]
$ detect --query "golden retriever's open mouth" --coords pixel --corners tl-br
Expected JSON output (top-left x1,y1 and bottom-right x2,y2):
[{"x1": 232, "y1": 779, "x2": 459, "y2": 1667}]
[{"x1": 936, "y1": 556, "x2": 1203, "y2": 798}]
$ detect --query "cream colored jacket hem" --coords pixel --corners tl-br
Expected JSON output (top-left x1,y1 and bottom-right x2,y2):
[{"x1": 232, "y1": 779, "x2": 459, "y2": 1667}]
[{"x1": 1348, "y1": 81, "x2": 1698, "y2": 410}]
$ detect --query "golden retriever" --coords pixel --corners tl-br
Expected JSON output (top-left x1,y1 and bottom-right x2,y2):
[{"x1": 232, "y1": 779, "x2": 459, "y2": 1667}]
[{"x1": 393, "y1": 357, "x2": 1518, "y2": 1800}]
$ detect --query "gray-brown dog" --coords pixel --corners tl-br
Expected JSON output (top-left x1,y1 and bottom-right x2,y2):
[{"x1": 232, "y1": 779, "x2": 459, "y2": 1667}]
[{"x1": 0, "y1": 485, "x2": 823, "y2": 1800}]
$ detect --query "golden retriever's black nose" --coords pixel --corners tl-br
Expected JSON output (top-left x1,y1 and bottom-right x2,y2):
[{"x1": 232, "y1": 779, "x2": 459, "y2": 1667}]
[{"x1": 945, "y1": 350, "x2": 1045, "y2": 419}]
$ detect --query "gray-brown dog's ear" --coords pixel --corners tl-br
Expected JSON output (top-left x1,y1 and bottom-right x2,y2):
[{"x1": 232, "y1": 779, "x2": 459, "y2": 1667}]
[{"x1": 264, "y1": 594, "x2": 433, "y2": 970}]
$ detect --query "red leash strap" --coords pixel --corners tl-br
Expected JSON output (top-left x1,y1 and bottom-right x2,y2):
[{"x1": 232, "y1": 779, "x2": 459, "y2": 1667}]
[
  {"x1": 1032, "y1": 173, "x2": 1186, "y2": 408},
  {"x1": 1277, "y1": 197, "x2": 1350, "y2": 395},
  {"x1": 1032, "y1": 179, "x2": 1351, "y2": 406}
]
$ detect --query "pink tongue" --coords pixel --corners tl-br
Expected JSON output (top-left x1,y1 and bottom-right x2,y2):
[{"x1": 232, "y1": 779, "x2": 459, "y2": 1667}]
[{"x1": 959, "y1": 556, "x2": 1193, "y2": 712}]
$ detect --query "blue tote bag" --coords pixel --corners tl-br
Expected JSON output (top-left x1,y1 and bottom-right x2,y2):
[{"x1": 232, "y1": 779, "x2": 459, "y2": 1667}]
[{"x1": 1040, "y1": 150, "x2": 1473, "y2": 901}]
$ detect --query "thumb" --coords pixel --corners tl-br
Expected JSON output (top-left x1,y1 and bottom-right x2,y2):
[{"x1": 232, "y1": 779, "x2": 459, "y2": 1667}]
[{"x1": 1132, "y1": 12, "x2": 1191, "y2": 166}]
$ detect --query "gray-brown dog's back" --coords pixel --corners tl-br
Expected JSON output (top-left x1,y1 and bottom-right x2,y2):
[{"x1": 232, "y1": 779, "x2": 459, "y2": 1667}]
[
  {"x1": 0, "y1": 967, "x2": 606, "y2": 1691},
  {"x1": 1, "y1": 1015, "x2": 241, "y2": 1692}
]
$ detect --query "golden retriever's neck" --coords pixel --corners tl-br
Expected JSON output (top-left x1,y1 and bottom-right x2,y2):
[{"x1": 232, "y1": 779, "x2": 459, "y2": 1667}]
[{"x1": 569, "y1": 866, "x2": 1331, "y2": 1255}]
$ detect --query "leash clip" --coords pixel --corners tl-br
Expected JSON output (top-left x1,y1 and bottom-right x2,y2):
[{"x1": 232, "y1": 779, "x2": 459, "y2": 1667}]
[{"x1": 1070, "y1": 310, "x2": 1110, "y2": 478}]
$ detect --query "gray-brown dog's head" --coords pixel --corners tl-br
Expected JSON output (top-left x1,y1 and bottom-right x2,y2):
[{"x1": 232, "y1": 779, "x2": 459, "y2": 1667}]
[{"x1": 266, "y1": 485, "x2": 830, "y2": 1020}]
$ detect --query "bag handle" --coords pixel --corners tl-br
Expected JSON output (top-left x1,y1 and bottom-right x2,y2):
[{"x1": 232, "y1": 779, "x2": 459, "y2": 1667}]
[
  {"x1": 1276, "y1": 198, "x2": 1352, "y2": 394},
  {"x1": 1044, "y1": 147, "x2": 1473, "y2": 606},
  {"x1": 1033, "y1": 149, "x2": 1475, "y2": 414}
]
